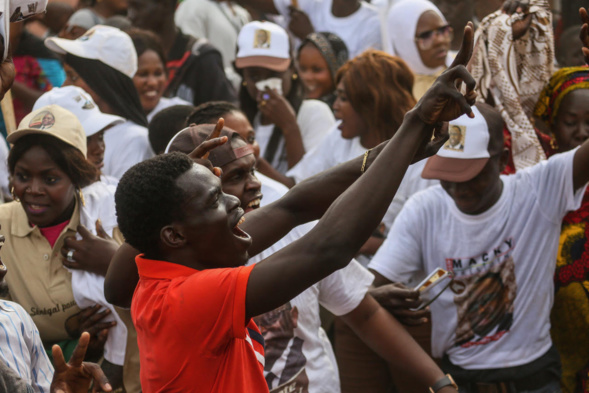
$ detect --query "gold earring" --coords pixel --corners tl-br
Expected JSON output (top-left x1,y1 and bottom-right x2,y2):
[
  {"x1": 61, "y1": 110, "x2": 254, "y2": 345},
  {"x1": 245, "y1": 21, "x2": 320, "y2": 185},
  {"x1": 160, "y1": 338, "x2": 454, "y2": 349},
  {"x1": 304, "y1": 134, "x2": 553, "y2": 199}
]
[
  {"x1": 10, "y1": 187, "x2": 19, "y2": 202},
  {"x1": 292, "y1": 73, "x2": 298, "y2": 80},
  {"x1": 550, "y1": 137, "x2": 559, "y2": 151},
  {"x1": 242, "y1": 81, "x2": 247, "y2": 86},
  {"x1": 77, "y1": 189, "x2": 86, "y2": 207}
]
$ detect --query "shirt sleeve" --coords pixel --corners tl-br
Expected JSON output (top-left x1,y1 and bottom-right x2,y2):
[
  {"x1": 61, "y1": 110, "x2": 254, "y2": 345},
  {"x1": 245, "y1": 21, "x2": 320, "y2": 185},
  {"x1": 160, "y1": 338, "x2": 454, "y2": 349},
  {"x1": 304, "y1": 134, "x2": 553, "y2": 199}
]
[
  {"x1": 522, "y1": 148, "x2": 587, "y2": 224},
  {"x1": 15, "y1": 304, "x2": 53, "y2": 393},
  {"x1": 174, "y1": 0, "x2": 208, "y2": 40},
  {"x1": 318, "y1": 260, "x2": 374, "y2": 316},
  {"x1": 368, "y1": 192, "x2": 427, "y2": 283},
  {"x1": 296, "y1": 100, "x2": 335, "y2": 153},
  {"x1": 0, "y1": 361, "x2": 33, "y2": 393}
]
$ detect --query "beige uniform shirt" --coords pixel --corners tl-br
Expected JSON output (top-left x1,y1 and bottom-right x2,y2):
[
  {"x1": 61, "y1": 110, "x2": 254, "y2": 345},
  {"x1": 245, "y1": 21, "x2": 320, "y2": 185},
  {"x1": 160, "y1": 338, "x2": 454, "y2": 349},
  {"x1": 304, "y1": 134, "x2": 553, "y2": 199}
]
[{"x1": 0, "y1": 201, "x2": 81, "y2": 344}]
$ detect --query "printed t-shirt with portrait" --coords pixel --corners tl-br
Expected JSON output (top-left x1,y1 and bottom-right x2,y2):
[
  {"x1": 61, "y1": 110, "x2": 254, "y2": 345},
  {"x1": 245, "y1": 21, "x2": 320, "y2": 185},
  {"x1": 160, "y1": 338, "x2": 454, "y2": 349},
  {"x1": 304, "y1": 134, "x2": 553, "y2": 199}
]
[
  {"x1": 248, "y1": 221, "x2": 374, "y2": 393},
  {"x1": 369, "y1": 149, "x2": 587, "y2": 369},
  {"x1": 272, "y1": 0, "x2": 382, "y2": 57}
]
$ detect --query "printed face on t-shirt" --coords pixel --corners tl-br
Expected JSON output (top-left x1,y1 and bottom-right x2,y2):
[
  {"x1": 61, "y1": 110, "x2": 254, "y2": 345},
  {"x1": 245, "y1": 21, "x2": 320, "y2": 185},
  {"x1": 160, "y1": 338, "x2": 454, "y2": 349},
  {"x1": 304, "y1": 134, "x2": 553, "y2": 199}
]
[{"x1": 447, "y1": 240, "x2": 517, "y2": 348}]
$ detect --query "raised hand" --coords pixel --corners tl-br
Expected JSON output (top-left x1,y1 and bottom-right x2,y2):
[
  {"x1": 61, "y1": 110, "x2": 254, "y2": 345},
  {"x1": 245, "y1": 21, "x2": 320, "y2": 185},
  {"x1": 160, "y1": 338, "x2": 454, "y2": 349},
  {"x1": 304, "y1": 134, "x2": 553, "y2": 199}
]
[
  {"x1": 187, "y1": 118, "x2": 227, "y2": 160},
  {"x1": 580, "y1": 8, "x2": 589, "y2": 65},
  {"x1": 414, "y1": 22, "x2": 477, "y2": 125},
  {"x1": 50, "y1": 332, "x2": 112, "y2": 393},
  {"x1": 187, "y1": 118, "x2": 227, "y2": 177},
  {"x1": 257, "y1": 87, "x2": 297, "y2": 131},
  {"x1": 288, "y1": 7, "x2": 314, "y2": 40},
  {"x1": 501, "y1": 0, "x2": 529, "y2": 15}
]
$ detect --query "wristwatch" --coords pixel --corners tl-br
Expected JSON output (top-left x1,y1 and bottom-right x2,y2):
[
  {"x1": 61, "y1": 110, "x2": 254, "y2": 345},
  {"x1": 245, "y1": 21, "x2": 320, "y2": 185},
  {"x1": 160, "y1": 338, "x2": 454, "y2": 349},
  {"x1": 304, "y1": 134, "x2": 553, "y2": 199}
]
[{"x1": 429, "y1": 374, "x2": 458, "y2": 393}]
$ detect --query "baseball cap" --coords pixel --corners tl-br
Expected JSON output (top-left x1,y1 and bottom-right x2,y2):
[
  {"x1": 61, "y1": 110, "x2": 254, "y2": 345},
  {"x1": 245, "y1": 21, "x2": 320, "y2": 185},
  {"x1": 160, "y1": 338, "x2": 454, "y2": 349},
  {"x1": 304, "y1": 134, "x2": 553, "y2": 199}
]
[
  {"x1": 421, "y1": 105, "x2": 504, "y2": 182},
  {"x1": 165, "y1": 124, "x2": 254, "y2": 167},
  {"x1": 34, "y1": 86, "x2": 124, "y2": 137},
  {"x1": 8, "y1": 105, "x2": 87, "y2": 157},
  {"x1": 235, "y1": 21, "x2": 291, "y2": 72},
  {"x1": 45, "y1": 25, "x2": 137, "y2": 78}
]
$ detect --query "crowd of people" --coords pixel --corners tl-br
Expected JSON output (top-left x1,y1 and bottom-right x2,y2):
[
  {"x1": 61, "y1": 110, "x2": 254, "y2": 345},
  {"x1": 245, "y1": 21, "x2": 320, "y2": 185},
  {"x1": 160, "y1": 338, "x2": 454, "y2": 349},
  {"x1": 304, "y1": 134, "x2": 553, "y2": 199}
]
[{"x1": 0, "y1": 0, "x2": 588, "y2": 392}]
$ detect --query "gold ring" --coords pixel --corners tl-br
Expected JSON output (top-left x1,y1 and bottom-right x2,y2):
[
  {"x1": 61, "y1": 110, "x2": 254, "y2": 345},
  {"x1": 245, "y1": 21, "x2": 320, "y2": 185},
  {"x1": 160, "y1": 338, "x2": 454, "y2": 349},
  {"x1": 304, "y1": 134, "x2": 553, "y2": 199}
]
[{"x1": 260, "y1": 100, "x2": 267, "y2": 107}]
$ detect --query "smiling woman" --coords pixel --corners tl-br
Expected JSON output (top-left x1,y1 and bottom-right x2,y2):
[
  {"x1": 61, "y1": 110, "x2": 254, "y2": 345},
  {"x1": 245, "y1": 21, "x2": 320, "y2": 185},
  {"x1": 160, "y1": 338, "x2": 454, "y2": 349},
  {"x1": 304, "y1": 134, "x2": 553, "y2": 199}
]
[
  {"x1": 296, "y1": 32, "x2": 349, "y2": 107},
  {"x1": 127, "y1": 28, "x2": 191, "y2": 122},
  {"x1": 0, "y1": 105, "x2": 135, "y2": 391}
]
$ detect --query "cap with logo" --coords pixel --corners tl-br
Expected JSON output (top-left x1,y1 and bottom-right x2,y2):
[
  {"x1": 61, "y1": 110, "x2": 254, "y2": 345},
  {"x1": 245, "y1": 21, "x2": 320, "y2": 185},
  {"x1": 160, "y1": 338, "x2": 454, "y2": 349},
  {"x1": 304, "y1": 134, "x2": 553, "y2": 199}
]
[
  {"x1": 165, "y1": 124, "x2": 254, "y2": 167},
  {"x1": 45, "y1": 25, "x2": 137, "y2": 78},
  {"x1": 421, "y1": 105, "x2": 504, "y2": 182},
  {"x1": 34, "y1": 86, "x2": 124, "y2": 137},
  {"x1": 235, "y1": 21, "x2": 291, "y2": 72},
  {"x1": 8, "y1": 105, "x2": 88, "y2": 157}
]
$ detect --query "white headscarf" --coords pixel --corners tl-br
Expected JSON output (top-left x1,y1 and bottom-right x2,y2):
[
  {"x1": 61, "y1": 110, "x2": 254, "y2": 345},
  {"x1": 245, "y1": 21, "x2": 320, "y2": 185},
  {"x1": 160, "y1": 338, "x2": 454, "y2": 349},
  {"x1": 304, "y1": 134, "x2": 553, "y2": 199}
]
[{"x1": 386, "y1": 0, "x2": 451, "y2": 76}]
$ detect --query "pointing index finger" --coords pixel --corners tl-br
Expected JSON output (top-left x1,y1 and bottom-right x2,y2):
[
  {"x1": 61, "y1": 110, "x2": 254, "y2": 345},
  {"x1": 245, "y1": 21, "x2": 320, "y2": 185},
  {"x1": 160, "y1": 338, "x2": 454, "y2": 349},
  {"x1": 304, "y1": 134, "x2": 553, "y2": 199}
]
[
  {"x1": 450, "y1": 22, "x2": 474, "y2": 69},
  {"x1": 202, "y1": 118, "x2": 224, "y2": 160}
]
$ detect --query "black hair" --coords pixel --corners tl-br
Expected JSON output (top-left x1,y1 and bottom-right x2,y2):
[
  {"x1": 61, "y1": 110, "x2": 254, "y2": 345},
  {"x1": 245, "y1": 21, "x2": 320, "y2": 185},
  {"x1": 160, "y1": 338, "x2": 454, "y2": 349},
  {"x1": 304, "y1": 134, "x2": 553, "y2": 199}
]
[
  {"x1": 126, "y1": 28, "x2": 167, "y2": 66},
  {"x1": 66, "y1": 53, "x2": 148, "y2": 127},
  {"x1": 115, "y1": 153, "x2": 193, "y2": 258},
  {"x1": 148, "y1": 104, "x2": 195, "y2": 155},
  {"x1": 8, "y1": 134, "x2": 98, "y2": 188},
  {"x1": 186, "y1": 101, "x2": 239, "y2": 127}
]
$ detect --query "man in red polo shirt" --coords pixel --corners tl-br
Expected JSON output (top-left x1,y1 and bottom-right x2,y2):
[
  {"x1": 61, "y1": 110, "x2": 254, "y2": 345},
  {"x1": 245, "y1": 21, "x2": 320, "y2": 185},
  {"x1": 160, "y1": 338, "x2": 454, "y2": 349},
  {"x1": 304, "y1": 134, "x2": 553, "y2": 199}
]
[{"x1": 113, "y1": 24, "x2": 477, "y2": 393}]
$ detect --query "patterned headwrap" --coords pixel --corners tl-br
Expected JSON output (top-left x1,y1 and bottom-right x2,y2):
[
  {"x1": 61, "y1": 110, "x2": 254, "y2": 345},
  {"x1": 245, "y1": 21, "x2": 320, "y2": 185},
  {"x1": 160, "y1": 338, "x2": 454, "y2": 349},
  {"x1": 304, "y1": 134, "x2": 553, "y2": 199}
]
[
  {"x1": 534, "y1": 66, "x2": 589, "y2": 126},
  {"x1": 299, "y1": 32, "x2": 349, "y2": 84},
  {"x1": 470, "y1": 0, "x2": 553, "y2": 171}
]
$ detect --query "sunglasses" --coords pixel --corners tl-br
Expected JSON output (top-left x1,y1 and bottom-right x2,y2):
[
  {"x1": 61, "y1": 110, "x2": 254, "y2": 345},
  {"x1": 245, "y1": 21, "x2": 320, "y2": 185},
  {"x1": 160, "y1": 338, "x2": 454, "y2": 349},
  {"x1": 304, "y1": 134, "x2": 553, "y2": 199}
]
[{"x1": 414, "y1": 25, "x2": 454, "y2": 51}]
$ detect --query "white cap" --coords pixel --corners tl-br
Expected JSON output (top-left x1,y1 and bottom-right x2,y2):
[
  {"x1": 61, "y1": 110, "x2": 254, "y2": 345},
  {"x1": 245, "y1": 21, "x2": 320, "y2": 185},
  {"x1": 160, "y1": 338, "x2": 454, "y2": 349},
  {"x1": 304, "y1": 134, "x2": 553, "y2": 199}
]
[
  {"x1": 34, "y1": 86, "x2": 124, "y2": 137},
  {"x1": 235, "y1": 21, "x2": 291, "y2": 72},
  {"x1": 45, "y1": 25, "x2": 137, "y2": 78},
  {"x1": 422, "y1": 106, "x2": 493, "y2": 182}
]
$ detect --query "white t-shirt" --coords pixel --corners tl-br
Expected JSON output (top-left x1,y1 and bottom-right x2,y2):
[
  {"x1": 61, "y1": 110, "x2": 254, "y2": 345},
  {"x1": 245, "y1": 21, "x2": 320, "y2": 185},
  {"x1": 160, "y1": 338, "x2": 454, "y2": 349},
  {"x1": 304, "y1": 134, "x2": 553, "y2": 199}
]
[
  {"x1": 252, "y1": 171, "x2": 373, "y2": 392},
  {"x1": 249, "y1": 223, "x2": 373, "y2": 393},
  {"x1": 369, "y1": 149, "x2": 587, "y2": 369},
  {"x1": 0, "y1": 134, "x2": 9, "y2": 197},
  {"x1": 146, "y1": 96, "x2": 191, "y2": 123},
  {"x1": 72, "y1": 181, "x2": 127, "y2": 365},
  {"x1": 273, "y1": 0, "x2": 382, "y2": 57},
  {"x1": 254, "y1": 99, "x2": 334, "y2": 174},
  {"x1": 258, "y1": 171, "x2": 289, "y2": 205},
  {"x1": 287, "y1": 123, "x2": 438, "y2": 233},
  {"x1": 103, "y1": 120, "x2": 154, "y2": 180},
  {"x1": 175, "y1": 0, "x2": 250, "y2": 88}
]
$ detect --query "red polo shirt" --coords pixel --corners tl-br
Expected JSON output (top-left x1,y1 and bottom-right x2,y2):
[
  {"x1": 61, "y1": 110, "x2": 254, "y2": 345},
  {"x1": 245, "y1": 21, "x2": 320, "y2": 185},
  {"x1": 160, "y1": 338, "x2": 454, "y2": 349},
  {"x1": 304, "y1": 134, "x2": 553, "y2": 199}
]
[{"x1": 132, "y1": 256, "x2": 267, "y2": 393}]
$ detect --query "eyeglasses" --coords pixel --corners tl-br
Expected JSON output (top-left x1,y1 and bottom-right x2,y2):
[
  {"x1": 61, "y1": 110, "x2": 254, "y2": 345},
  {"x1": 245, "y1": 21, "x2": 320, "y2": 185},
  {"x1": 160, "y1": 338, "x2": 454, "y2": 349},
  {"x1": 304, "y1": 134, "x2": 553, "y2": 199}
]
[{"x1": 414, "y1": 25, "x2": 454, "y2": 51}]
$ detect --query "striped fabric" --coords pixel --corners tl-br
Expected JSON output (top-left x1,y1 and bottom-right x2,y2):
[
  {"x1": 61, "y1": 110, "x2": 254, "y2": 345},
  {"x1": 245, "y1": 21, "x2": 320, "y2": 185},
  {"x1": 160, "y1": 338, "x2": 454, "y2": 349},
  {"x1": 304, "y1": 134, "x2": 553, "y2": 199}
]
[{"x1": 0, "y1": 300, "x2": 53, "y2": 393}]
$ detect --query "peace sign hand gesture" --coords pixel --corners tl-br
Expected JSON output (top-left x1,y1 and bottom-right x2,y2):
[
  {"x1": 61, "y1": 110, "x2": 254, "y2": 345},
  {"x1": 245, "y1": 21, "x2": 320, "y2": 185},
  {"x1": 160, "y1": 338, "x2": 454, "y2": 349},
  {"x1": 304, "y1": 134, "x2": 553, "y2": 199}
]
[{"x1": 50, "y1": 332, "x2": 112, "y2": 393}]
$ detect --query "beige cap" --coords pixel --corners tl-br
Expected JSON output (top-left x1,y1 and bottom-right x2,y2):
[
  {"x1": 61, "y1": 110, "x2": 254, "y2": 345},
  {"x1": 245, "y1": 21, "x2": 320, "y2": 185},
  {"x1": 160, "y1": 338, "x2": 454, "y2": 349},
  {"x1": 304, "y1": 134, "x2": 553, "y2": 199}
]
[{"x1": 8, "y1": 105, "x2": 87, "y2": 157}]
